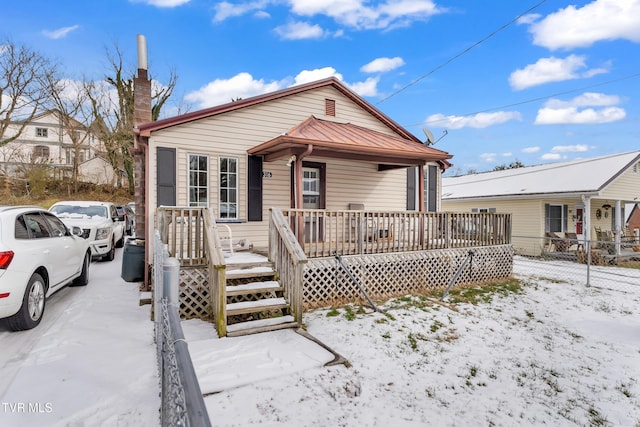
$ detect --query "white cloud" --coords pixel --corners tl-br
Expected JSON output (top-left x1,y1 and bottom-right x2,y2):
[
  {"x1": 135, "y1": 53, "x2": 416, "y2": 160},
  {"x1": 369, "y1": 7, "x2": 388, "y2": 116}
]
[
  {"x1": 541, "y1": 153, "x2": 563, "y2": 160},
  {"x1": 544, "y1": 92, "x2": 621, "y2": 108},
  {"x1": 509, "y1": 55, "x2": 608, "y2": 90},
  {"x1": 274, "y1": 21, "x2": 326, "y2": 40},
  {"x1": 293, "y1": 67, "x2": 343, "y2": 85},
  {"x1": 528, "y1": 0, "x2": 640, "y2": 50},
  {"x1": 360, "y1": 57, "x2": 405, "y2": 73},
  {"x1": 522, "y1": 146, "x2": 540, "y2": 153},
  {"x1": 184, "y1": 72, "x2": 284, "y2": 108},
  {"x1": 535, "y1": 92, "x2": 626, "y2": 124},
  {"x1": 425, "y1": 111, "x2": 522, "y2": 129},
  {"x1": 550, "y1": 145, "x2": 590, "y2": 153},
  {"x1": 347, "y1": 77, "x2": 379, "y2": 96},
  {"x1": 213, "y1": 0, "x2": 270, "y2": 22},
  {"x1": 131, "y1": 0, "x2": 190, "y2": 7},
  {"x1": 184, "y1": 68, "x2": 377, "y2": 109},
  {"x1": 214, "y1": 0, "x2": 445, "y2": 30},
  {"x1": 42, "y1": 25, "x2": 80, "y2": 40}
]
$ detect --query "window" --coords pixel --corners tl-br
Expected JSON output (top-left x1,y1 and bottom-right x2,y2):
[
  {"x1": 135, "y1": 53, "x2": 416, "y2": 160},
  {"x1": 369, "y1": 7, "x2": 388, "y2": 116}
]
[
  {"x1": 545, "y1": 204, "x2": 568, "y2": 233},
  {"x1": 35, "y1": 127, "x2": 48, "y2": 138},
  {"x1": 423, "y1": 165, "x2": 438, "y2": 212},
  {"x1": 302, "y1": 167, "x2": 320, "y2": 208},
  {"x1": 473, "y1": 208, "x2": 496, "y2": 213},
  {"x1": 33, "y1": 145, "x2": 50, "y2": 159},
  {"x1": 188, "y1": 154, "x2": 208, "y2": 207},
  {"x1": 219, "y1": 157, "x2": 237, "y2": 218}
]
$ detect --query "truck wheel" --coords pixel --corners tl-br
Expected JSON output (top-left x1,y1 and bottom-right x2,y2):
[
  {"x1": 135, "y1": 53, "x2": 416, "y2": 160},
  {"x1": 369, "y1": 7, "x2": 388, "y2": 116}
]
[{"x1": 104, "y1": 240, "x2": 115, "y2": 261}]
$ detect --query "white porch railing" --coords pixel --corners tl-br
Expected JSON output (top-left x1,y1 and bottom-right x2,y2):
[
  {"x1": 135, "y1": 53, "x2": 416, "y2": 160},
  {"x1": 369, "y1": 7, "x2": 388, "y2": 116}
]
[{"x1": 281, "y1": 209, "x2": 512, "y2": 258}]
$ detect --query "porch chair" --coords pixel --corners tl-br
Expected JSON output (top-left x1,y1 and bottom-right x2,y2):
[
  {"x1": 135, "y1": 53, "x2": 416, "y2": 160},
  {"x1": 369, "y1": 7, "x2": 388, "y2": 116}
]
[
  {"x1": 545, "y1": 232, "x2": 569, "y2": 252},
  {"x1": 564, "y1": 232, "x2": 583, "y2": 251}
]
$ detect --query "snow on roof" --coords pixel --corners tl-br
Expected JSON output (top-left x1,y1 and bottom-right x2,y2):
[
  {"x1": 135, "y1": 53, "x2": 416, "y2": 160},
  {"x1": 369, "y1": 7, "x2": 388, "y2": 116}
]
[{"x1": 443, "y1": 151, "x2": 640, "y2": 200}]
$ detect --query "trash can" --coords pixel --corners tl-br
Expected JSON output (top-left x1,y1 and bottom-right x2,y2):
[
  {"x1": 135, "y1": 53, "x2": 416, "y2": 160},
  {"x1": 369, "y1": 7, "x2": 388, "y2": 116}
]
[{"x1": 121, "y1": 238, "x2": 145, "y2": 282}]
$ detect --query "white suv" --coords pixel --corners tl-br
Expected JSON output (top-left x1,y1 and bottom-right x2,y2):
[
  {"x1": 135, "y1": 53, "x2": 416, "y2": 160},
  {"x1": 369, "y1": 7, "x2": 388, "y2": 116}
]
[
  {"x1": 49, "y1": 201, "x2": 126, "y2": 262},
  {"x1": 0, "y1": 206, "x2": 91, "y2": 330}
]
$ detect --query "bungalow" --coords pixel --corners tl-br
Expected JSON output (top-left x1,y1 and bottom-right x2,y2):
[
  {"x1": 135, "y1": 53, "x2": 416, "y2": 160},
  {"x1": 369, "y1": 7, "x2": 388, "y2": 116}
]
[
  {"x1": 131, "y1": 36, "x2": 513, "y2": 336},
  {"x1": 441, "y1": 151, "x2": 640, "y2": 257}
]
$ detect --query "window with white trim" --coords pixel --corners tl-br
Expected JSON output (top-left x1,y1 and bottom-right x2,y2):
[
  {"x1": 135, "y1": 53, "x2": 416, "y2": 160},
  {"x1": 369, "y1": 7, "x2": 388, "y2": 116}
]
[
  {"x1": 547, "y1": 204, "x2": 565, "y2": 233},
  {"x1": 188, "y1": 154, "x2": 208, "y2": 207},
  {"x1": 219, "y1": 157, "x2": 238, "y2": 219}
]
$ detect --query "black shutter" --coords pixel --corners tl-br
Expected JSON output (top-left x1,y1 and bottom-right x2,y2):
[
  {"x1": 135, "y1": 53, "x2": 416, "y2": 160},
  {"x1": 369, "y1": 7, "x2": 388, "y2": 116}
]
[
  {"x1": 157, "y1": 147, "x2": 176, "y2": 207},
  {"x1": 406, "y1": 167, "x2": 416, "y2": 210},
  {"x1": 428, "y1": 165, "x2": 438, "y2": 212},
  {"x1": 563, "y1": 204, "x2": 568, "y2": 232},
  {"x1": 247, "y1": 155, "x2": 263, "y2": 221}
]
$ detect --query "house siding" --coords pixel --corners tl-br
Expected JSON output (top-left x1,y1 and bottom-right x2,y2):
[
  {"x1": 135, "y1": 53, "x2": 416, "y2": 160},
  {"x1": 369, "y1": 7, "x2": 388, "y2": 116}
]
[
  {"x1": 599, "y1": 163, "x2": 640, "y2": 200},
  {"x1": 147, "y1": 85, "x2": 422, "y2": 249}
]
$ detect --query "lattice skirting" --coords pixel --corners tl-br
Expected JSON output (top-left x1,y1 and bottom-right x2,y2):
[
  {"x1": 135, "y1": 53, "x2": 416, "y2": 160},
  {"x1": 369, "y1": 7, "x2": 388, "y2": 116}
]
[
  {"x1": 303, "y1": 245, "x2": 514, "y2": 309},
  {"x1": 175, "y1": 245, "x2": 513, "y2": 319},
  {"x1": 178, "y1": 267, "x2": 211, "y2": 319}
]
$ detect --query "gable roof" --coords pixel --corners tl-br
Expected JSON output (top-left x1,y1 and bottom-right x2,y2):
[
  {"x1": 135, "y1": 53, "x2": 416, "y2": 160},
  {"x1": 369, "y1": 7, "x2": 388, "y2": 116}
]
[
  {"x1": 442, "y1": 151, "x2": 640, "y2": 200},
  {"x1": 138, "y1": 77, "x2": 415, "y2": 141},
  {"x1": 248, "y1": 116, "x2": 452, "y2": 167},
  {"x1": 138, "y1": 76, "x2": 452, "y2": 168}
]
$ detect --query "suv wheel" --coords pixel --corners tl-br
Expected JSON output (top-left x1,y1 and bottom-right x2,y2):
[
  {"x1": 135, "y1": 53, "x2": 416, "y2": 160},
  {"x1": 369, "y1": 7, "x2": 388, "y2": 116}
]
[{"x1": 7, "y1": 273, "x2": 46, "y2": 331}]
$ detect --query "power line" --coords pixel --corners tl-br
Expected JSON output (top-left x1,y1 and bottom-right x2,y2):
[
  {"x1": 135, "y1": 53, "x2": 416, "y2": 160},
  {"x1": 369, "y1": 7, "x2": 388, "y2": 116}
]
[
  {"x1": 416, "y1": 71, "x2": 640, "y2": 127},
  {"x1": 376, "y1": 0, "x2": 548, "y2": 105}
]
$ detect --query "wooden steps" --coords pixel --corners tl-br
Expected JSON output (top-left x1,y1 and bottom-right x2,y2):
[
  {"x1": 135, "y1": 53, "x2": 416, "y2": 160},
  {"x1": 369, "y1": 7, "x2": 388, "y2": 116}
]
[{"x1": 224, "y1": 261, "x2": 296, "y2": 337}]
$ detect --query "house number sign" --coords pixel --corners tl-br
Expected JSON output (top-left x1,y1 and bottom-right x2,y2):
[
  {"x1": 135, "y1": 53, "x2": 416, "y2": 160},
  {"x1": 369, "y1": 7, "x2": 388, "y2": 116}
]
[{"x1": 262, "y1": 171, "x2": 273, "y2": 178}]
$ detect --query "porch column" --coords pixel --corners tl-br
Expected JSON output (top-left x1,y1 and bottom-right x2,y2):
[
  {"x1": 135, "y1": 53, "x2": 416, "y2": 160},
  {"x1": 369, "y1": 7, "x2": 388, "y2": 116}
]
[
  {"x1": 294, "y1": 157, "x2": 304, "y2": 247},
  {"x1": 615, "y1": 199, "x2": 622, "y2": 254},
  {"x1": 581, "y1": 195, "x2": 591, "y2": 242}
]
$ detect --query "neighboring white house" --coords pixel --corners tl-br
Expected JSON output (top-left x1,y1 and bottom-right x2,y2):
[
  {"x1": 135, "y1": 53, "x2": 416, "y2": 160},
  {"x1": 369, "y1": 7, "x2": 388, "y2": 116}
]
[
  {"x1": 77, "y1": 156, "x2": 127, "y2": 187},
  {"x1": 442, "y1": 151, "x2": 640, "y2": 256},
  {"x1": 0, "y1": 110, "x2": 115, "y2": 183}
]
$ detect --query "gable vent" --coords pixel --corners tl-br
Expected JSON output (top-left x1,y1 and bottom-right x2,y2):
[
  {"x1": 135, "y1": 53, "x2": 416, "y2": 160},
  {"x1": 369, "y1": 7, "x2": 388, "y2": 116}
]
[{"x1": 325, "y1": 99, "x2": 336, "y2": 117}]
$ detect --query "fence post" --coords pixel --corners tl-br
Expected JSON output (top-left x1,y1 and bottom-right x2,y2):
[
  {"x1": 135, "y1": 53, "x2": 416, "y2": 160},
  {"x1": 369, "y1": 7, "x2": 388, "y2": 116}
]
[
  {"x1": 586, "y1": 239, "x2": 591, "y2": 287},
  {"x1": 163, "y1": 257, "x2": 181, "y2": 305}
]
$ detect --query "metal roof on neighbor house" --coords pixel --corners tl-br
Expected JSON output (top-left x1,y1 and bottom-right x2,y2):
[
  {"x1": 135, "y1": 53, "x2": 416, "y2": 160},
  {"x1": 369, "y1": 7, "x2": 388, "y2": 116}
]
[
  {"x1": 248, "y1": 116, "x2": 452, "y2": 167},
  {"x1": 442, "y1": 151, "x2": 640, "y2": 200}
]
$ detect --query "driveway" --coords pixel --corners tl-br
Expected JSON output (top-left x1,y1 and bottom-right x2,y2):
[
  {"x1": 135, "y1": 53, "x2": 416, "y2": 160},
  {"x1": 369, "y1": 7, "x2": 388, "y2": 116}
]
[{"x1": 0, "y1": 247, "x2": 159, "y2": 426}]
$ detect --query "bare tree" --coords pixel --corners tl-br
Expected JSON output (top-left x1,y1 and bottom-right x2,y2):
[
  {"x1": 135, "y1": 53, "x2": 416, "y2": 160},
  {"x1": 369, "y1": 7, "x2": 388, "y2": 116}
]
[
  {"x1": 86, "y1": 44, "x2": 177, "y2": 193},
  {"x1": 0, "y1": 38, "x2": 58, "y2": 147}
]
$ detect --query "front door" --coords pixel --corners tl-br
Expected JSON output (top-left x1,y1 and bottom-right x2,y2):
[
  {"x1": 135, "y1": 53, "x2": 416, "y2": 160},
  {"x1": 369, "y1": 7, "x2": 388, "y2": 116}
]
[{"x1": 575, "y1": 206, "x2": 584, "y2": 235}]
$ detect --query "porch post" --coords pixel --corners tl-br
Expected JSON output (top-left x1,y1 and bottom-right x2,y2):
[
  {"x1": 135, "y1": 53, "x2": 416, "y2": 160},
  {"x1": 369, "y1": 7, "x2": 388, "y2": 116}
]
[
  {"x1": 418, "y1": 165, "x2": 425, "y2": 246},
  {"x1": 581, "y1": 195, "x2": 591, "y2": 242},
  {"x1": 295, "y1": 158, "x2": 304, "y2": 247},
  {"x1": 615, "y1": 199, "x2": 622, "y2": 254}
]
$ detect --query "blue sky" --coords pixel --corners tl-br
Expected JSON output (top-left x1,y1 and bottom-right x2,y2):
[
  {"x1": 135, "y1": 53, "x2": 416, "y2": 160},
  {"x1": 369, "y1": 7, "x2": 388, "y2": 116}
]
[{"x1": 2, "y1": 0, "x2": 639, "y2": 173}]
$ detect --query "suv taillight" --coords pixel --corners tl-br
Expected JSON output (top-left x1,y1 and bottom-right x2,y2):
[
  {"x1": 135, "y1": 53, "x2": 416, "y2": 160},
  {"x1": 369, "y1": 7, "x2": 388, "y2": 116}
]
[{"x1": 0, "y1": 251, "x2": 14, "y2": 269}]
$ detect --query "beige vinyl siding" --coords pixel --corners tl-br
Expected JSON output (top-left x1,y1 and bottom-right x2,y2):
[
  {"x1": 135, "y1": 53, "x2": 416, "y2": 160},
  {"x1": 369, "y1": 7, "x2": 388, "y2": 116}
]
[
  {"x1": 599, "y1": 164, "x2": 640, "y2": 200},
  {"x1": 147, "y1": 85, "x2": 415, "y2": 249}
]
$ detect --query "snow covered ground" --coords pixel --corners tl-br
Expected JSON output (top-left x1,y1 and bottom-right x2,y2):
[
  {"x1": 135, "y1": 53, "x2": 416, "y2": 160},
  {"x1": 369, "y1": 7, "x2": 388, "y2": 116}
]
[
  {"x1": 1, "y1": 251, "x2": 639, "y2": 427},
  {"x1": 0, "y1": 248, "x2": 159, "y2": 427},
  {"x1": 190, "y1": 257, "x2": 640, "y2": 426}
]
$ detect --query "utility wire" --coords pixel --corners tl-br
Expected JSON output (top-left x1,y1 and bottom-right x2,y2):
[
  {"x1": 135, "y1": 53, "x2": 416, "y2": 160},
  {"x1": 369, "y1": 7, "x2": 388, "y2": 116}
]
[
  {"x1": 376, "y1": 0, "x2": 548, "y2": 105},
  {"x1": 416, "y1": 71, "x2": 640, "y2": 127}
]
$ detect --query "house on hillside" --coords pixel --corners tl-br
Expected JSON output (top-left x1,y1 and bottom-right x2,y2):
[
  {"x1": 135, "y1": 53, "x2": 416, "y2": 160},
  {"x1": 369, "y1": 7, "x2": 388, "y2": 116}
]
[
  {"x1": 78, "y1": 156, "x2": 127, "y2": 187},
  {"x1": 441, "y1": 151, "x2": 640, "y2": 256}
]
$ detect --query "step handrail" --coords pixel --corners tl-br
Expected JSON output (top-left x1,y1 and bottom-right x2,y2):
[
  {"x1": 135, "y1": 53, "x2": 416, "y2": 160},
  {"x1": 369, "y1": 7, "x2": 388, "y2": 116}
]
[
  {"x1": 269, "y1": 208, "x2": 308, "y2": 326},
  {"x1": 203, "y1": 209, "x2": 228, "y2": 337}
]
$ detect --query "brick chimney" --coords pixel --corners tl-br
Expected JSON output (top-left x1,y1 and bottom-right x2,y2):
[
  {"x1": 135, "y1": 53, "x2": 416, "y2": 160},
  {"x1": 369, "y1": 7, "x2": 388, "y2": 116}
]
[{"x1": 133, "y1": 34, "x2": 152, "y2": 287}]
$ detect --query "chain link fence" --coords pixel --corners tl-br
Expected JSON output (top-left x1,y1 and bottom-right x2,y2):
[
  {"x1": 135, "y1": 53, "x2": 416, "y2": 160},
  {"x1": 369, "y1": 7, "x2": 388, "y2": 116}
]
[
  {"x1": 512, "y1": 235, "x2": 640, "y2": 292},
  {"x1": 154, "y1": 232, "x2": 212, "y2": 427}
]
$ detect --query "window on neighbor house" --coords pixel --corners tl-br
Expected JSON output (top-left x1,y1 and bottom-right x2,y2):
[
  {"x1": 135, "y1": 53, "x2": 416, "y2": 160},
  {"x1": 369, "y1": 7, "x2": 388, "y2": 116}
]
[
  {"x1": 219, "y1": 157, "x2": 238, "y2": 219},
  {"x1": 188, "y1": 154, "x2": 208, "y2": 207},
  {"x1": 545, "y1": 204, "x2": 568, "y2": 233},
  {"x1": 33, "y1": 145, "x2": 49, "y2": 159},
  {"x1": 35, "y1": 127, "x2": 48, "y2": 138}
]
